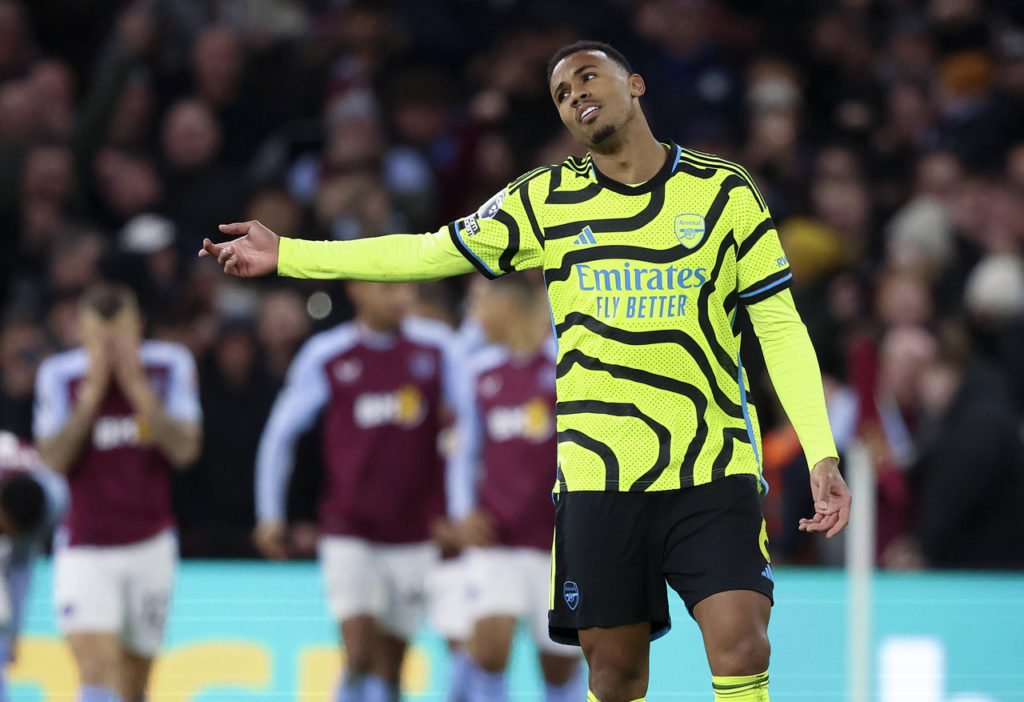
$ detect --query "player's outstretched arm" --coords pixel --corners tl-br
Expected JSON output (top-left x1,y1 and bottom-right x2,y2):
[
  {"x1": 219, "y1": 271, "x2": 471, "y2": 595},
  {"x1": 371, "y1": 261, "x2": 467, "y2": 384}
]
[{"x1": 200, "y1": 221, "x2": 476, "y2": 281}]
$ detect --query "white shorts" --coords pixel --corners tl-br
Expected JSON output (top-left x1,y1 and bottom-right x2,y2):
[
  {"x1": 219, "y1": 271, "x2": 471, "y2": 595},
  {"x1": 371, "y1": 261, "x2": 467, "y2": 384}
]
[
  {"x1": 319, "y1": 536, "x2": 438, "y2": 640},
  {"x1": 464, "y1": 546, "x2": 579, "y2": 656},
  {"x1": 53, "y1": 529, "x2": 177, "y2": 657},
  {"x1": 425, "y1": 556, "x2": 473, "y2": 642}
]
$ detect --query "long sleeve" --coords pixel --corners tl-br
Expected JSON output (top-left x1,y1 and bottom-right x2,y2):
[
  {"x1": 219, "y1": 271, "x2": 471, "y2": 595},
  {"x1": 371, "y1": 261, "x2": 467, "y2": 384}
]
[
  {"x1": 746, "y1": 289, "x2": 838, "y2": 470},
  {"x1": 254, "y1": 341, "x2": 331, "y2": 523},
  {"x1": 278, "y1": 229, "x2": 475, "y2": 281},
  {"x1": 446, "y1": 358, "x2": 483, "y2": 521}
]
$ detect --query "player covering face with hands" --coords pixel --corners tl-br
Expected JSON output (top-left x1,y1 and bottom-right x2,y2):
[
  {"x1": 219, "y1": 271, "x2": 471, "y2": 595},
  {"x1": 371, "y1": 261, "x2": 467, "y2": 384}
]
[
  {"x1": 34, "y1": 284, "x2": 201, "y2": 702},
  {"x1": 202, "y1": 40, "x2": 849, "y2": 702}
]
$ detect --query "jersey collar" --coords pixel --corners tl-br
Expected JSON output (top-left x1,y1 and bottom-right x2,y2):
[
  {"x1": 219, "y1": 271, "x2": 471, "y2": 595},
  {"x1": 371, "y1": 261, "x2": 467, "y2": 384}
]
[{"x1": 590, "y1": 141, "x2": 680, "y2": 196}]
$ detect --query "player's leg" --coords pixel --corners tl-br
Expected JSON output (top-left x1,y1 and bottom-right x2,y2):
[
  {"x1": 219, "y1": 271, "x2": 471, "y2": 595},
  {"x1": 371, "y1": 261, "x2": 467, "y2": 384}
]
[
  {"x1": 320, "y1": 536, "x2": 384, "y2": 702},
  {"x1": 371, "y1": 541, "x2": 438, "y2": 702},
  {"x1": 424, "y1": 556, "x2": 473, "y2": 702},
  {"x1": 664, "y1": 476, "x2": 774, "y2": 702},
  {"x1": 578, "y1": 623, "x2": 650, "y2": 701},
  {"x1": 549, "y1": 493, "x2": 666, "y2": 702},
  {"x1": 121, "y1": 531, "x2": 176, "y2": 702},
  {"x1": 55, "y1": 545, "x2": 126, "y2": 702},
  {"x1": 527, "y1": 548, "x2": 584, "y2": 702},
  {"x1": 119, "y1": 651, "x2": 154, "y2": 702},
  {"x1": 65, "y1": 633, "x2": 124, "y2": 701},
  {"x1": 464, "y1": 616, "x2": 516, "y2": 702},
  {"x1": 693, "y1": 591, "x2": 771, "y2": 700}
]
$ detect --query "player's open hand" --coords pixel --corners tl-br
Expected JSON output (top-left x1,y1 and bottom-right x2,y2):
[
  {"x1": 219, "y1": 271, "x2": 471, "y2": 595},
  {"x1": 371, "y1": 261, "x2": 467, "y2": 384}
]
[
  {"x1": 199, "y1": 221, "x2": 280, "y2": 277},
  {"x1": 799, "y1": 457, "x2": 851, "y2": 539}
]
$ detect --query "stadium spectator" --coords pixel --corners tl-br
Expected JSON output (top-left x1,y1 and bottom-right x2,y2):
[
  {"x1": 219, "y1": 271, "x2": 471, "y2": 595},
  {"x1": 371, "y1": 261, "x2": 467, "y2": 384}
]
[
  {"x1": 254, "y1": 278, "x2": 461, "y2": 702},
  {"x1": 0, "y1": 317, "x2": 48, "y2": 438},
  {"x1": 0, "y1": 430, "x2": 66, "y2": 701},
  {"x1": 33, "y1": 283, "x2": 201, "y2": 702},
  {"x1": 884, "y1": 325, "x2": 1024, "y2": 569},
  {"x1": 449, "y1": 274, "x2": 583, "y2": 702},
  {"x1": 176, "y1": 316, "x2": 278, "y2": 558}
]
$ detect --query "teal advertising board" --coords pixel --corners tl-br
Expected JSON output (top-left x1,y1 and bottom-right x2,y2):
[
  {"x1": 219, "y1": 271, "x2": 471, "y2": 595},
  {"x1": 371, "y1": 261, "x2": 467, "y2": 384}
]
[{"x1": 10, "y1": 562, "x2": 1024, "y2": 700}]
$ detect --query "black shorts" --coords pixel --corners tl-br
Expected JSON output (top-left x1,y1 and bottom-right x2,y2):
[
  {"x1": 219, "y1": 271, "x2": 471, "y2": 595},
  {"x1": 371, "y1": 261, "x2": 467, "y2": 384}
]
[{"x1": 548, "y1": 474, "x2": 774, "y2": 646}]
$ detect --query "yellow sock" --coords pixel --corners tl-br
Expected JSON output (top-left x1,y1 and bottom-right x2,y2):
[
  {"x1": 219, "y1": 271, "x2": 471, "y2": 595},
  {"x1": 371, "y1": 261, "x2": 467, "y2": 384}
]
[
  {"x1": 712, "y1": 671, "x2": 770, "y2": 700},
  {"x1": 587, "y1": 692, "x2": 646, "y2": 702}
]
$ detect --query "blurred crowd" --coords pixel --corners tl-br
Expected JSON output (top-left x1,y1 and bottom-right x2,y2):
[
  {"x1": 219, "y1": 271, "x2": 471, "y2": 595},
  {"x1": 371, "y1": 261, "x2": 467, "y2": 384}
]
[{"x1": 1, "y1": 0, "x2": 1023, "y2": 569}]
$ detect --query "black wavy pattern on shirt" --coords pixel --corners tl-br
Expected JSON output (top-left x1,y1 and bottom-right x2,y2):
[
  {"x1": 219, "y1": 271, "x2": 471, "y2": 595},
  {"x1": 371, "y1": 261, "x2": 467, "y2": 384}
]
[
  {"x1": 555, "y1": 350, "x2": 708, "y2": 489},
  {"x1": 544, "y1": 244, "x2": 685, "y2": 284},
  {"x1": 554, "y1": 312, "x2": 742, "y2": 419},
  {"x1": 556, "y1": 428, "x2": 619, "y2": 491},
  {"x1": 711, "y1": 427, "x2": 753, "y2": 482},
  {"x1": 494, "y1": 209, "x2": 520, "y2": 274},
  {"x1": 557, "y1": 399, "x2": 672, "y2": 491},
  {"x1": 697, "y1": 232, "x2": 740, "y2": 379},
  {"x1": 543, "y1": 187, "x2": 665, "y2": 240}
]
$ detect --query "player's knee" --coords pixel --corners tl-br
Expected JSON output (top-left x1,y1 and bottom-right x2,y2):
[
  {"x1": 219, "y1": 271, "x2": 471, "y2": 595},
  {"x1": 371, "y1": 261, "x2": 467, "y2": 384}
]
[
  {"x1": 472, "y1": 645, "x2": 509, "y2": 673},
  {"x1": 344, "y1": 647, "x2": 375, "y2": 674},
  {"x1": 710, "y1": 629, "x2": 770, "y2": 676},
  {"x1": 585, "y1": 643, "x2": 648, "y2": 699},
  {"x1": 74, "y1": 652, "x2": 119, "y2": 688}
]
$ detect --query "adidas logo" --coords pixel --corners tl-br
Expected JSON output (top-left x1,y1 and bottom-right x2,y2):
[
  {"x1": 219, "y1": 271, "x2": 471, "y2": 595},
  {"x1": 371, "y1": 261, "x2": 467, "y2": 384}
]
[
  {"x1": 761, "y1": 565, "x2": 774, "y2": 582},
  {"x1": 572, "y1": 226, "x2": 597, "y2": 246}
]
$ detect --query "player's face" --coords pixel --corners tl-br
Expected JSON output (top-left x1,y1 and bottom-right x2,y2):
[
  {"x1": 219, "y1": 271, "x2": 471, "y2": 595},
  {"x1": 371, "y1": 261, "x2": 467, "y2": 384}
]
[
  {"x1": 468, "y1": 279, "x2": 508, "y2": 344},
  {"x1": 348, "y1": 281, "x2": 415, "y2": 332},
  {"x1": 549, "y1": 50, "x2": 643, "y2": 150}
]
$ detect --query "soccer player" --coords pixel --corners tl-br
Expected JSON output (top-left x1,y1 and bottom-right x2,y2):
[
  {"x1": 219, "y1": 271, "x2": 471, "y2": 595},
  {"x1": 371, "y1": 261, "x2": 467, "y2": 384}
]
[
  {"x1": 448, "y1": 274, "x2": 583, "y2": 702},
  {"x1": 201, "y1": 40, "x2": 851, "y2": 702},
  {"x1": 253, "y1": 280, "x2": 460, "y2": 702},
  {"x1": 34, "y1": 283, "x2": 202, "y2": 702},
  {"x1": 0, "y1": 430, "x2": 67, "y2": 701}
]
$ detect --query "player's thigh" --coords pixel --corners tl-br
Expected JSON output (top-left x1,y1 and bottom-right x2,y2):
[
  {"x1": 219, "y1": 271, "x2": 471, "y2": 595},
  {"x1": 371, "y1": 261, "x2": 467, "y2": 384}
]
[
  {"x1": 122, "y1": 530, "x2": 177, "y2": 658},
  {"x1": 538, "y1": 651, "x2": 581, "y2": 687},
  {"x1": 340, "y1": 615, "x2": 381, "y2": 673},
  {"x1": 663, "y1": 475, "x2": 774, "y2": 617},
  {"x1": 692, "y1": 590, "x2": 771, "y2": 676},
  {"x1": 377, "y1": 541, "x2": 438, "y2": 641},
  {"x1": 549, "y1": 492, "x2": 668, "y2": 647},
  {"x1": 65, "y1": 632, "x2": 122, "y2": 687},
  {"x1": 319, "y1": 536, "x2": 385, "y2": 624},
  {"x1": 54, "y1": 545, "x2": 123, "y2": 639},
  {"x1": 466, "y1": 615, "x2": 517, "y2": 672}
]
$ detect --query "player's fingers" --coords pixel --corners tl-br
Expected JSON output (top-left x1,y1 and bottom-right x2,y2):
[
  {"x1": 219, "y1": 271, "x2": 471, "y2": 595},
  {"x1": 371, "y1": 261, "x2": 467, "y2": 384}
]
[
  {"x1": 827, "y1": 502, "x2": 852, "y2": 539},
  {"x1": 218, "y1": 222, "x2": 251, "y2": 236},
  {"x1": 199, "y1": 238, "x2": 218, "y2": 258},
  {"x1": 225, "y1": 255, "x2": 238, "y2": 276}
]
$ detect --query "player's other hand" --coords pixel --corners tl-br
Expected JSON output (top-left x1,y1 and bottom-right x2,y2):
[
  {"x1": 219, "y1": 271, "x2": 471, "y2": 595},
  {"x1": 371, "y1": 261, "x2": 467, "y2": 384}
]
[
  {"x1": 799, "y1": 457, "x2": 851, "y2": 539},
  {"x1": 457, "y1": 509, "x2": 497, "y2": 547},
  {"x1": 253, "y1": 520, "x2": 289, "y2": 560},
  {"x1": 199, "y1": 220, "x2": 280, "y2": 277}
]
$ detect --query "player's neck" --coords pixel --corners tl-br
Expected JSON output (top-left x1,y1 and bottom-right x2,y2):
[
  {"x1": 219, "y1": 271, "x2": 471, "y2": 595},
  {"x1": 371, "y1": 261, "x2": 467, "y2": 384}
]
[{"x1": 589, "y1": 125, "x2": 667, "y2": 185}]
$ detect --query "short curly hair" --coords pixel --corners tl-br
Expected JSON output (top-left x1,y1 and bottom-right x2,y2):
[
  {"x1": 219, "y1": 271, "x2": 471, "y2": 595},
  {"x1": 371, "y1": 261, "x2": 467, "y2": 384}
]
[{"x1": 547, "y1": 40, "x2": 633, "y2": 84}]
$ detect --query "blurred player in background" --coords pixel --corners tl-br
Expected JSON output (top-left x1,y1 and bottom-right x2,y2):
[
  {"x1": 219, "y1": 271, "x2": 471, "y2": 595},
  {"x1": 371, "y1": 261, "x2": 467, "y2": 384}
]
[
  {"x1": 203, "y1": 39, "x2": 850, "y2": 702},
  {"x1": 448, "y1": 273, "x2": 583, "y2": 702},
  {"x1": 34, "y1": 283, "x2": 202, "y2": 702},
  {"x1": 0, "y1": 430, "x2": 66, "y2": 702},
  {"x1": 254, "y1": 280, "x2": 461, "y2": 702}
]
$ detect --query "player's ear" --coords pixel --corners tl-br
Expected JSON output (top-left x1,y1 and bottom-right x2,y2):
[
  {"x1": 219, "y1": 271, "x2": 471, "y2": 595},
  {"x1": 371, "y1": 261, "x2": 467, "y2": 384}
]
[{"x1": 629, "y1": 73, "x2": 646, "y2": 98}]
